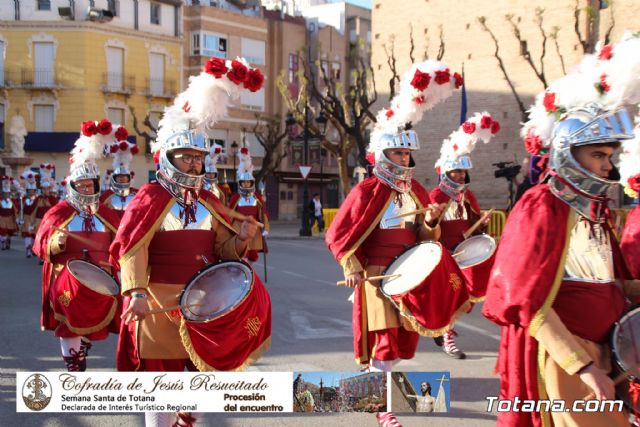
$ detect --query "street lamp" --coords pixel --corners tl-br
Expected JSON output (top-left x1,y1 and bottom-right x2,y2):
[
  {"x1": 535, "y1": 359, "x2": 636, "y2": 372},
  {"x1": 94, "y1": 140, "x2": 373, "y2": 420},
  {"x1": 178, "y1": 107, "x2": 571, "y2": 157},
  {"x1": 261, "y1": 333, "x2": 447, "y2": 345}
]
[
  {"x1": 230, "y1": 140, "x2": 238, "y2": 192},
  {"x1": 286, "y1": 109, "x2": 328, "y2": 237}
]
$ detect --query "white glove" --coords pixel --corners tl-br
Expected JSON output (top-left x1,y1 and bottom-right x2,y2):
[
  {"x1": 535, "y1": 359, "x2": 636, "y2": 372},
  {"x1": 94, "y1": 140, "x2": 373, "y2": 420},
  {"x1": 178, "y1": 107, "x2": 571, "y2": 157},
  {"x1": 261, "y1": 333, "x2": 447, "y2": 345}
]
[{"x1": 262, "y1": 230, "x2": 269, "y2": 237}]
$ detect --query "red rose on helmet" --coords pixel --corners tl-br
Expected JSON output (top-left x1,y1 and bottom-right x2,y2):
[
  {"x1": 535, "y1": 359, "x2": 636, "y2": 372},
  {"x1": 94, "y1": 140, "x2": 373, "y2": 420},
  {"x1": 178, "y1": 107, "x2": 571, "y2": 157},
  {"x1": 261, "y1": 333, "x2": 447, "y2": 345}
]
[
  {"x1": 204, "y1": 57, "x2": 228, "y2": 78},
  {"x1": 40, "y1": 163, "x2": 45, "y2": 168},
  {"x1": 365, "y1": 152, "x2": 376, "y2": 166},
  {"x1": 414, "y1": 95, "x2": 425, "y2": 105},
  {"x1": 543, "y1": 92, "x2": 557, "y2": 113},
  {"x1": 628, "y1": 174, "x2": 640, "y2": 191},
  {"x1": 462, "y1": 122, "x2": 476, "y2": 134},
  {"x1": 240, "y1": 147, "x2": 249, "y2": 155},
  {"x1": 227, "y1": 60, "x2": 249, "y2": 85},
  {"x1": 385, "y1": 109, "x2": 394, "y2": 118},
  {"x1": 110, "y1": 144, "x2": 119, "y2": 154},
  {"x1": 153, "y1": 150, "x2": 161, "y2": 165},
  {"x1": 491, "y1": 120, "x2": 501, "y2": 134},
  {"x1": 524, "y1": 128, "x2": 542, "y2": 155},
  {"x1": 244, "y1": 68, "x2": 265, "y2": 92},
  {"x1": 480, "y1": 115, "x2": 492, "y2": 129},
  {"x1": 81, "y1": 120, "x2": 97, "y2": 137},
  {"x1": 598, "y1": 74, "x2": 610, "y2": 93},
  {"x1": 453, "y1": 72, "x2": 463, "y2": 89},
  {"x1": 410, "y1": 69, "x2": 431, "y2": 91},
  {"x1": 434, "y1": 69, "x2": 450, "y2": 85},
  {"x1": 214, "y1": 146, "x2": 222, "y2": 154},
  {"x1": 119, "y1": 141, "x2": 129, "y2": 151},
  {"x1": 130, "y1": 145, "x2": 139, "y2": 155},
  {"x1": 115, "y1": 126, "x2": 129, "y2": 142},
  {"x1": 598, "y1": 44, "x2": 613, "y2": 60},
  {"x1": 97, "y1": 118, "x2": 113, "y2": 135}
]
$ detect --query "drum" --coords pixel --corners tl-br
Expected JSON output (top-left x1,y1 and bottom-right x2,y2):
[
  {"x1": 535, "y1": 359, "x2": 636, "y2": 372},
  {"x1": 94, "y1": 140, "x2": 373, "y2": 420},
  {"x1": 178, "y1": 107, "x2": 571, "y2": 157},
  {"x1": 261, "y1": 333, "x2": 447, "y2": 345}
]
[
  {"x1": 610, "y1": 306, "x2": 640, "y2": 413},
  {"x1": 178, "y1": 260, "x2": 271, "y2": 371},
  {"x1": 453, "y1": 234, "x2": 497, "y2": 301},
  {"x1": 380, "y1": 241, "x2": 470, "y2": 337},
  {"x1": 50, "y1": 259, "x2": 120, "y2": 335}
]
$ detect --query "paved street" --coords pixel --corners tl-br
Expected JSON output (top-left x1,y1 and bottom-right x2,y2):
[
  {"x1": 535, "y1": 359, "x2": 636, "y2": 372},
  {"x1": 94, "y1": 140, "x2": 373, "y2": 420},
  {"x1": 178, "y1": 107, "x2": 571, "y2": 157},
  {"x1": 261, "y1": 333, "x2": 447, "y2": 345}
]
[{"x1": 0, "y1": 234, "x2": 500, "y2": 426}]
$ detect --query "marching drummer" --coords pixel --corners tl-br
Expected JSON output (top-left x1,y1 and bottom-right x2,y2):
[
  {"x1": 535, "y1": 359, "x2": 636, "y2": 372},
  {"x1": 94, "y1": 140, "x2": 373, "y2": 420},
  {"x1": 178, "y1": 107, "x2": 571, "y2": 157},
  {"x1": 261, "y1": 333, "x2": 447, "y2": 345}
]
[
  {"x1": 228, "y1": 145, "x2": 270, "y2": 263},
  {"x1": 0, "y1": 176, "x2": 19, "y2": 251},
  {"x1": 100, "y1": 125, "x2": 140, "y2": 219},
  {"x1": 33, "y1": 118, "x2": 121, "y2": 372},
  {"x1": 430, "y1": 112, "x2": 500, "y2": 359},
  {"x1": 19, "y1": 170, "x2": 39, "y2": 258},
  {"x1": 483, "y1": 38, "x2": 640, "y2": 427},
  {"x1": 110, "y1": 57, "x2": 264, "y2": 427},
  {"x1": 326, "y1": 60, "x2": 466, "y2": 373},
  {"x1": 203, "y1": 142, "x2": 227, "y2": 205}
]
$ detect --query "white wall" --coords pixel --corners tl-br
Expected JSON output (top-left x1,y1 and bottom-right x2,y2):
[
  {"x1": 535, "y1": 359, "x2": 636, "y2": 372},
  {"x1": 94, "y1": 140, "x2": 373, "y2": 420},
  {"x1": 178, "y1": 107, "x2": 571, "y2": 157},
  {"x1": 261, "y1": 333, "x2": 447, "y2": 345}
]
[{"x1": 1, "y1": 1, "x2": 179, "y2": 39}]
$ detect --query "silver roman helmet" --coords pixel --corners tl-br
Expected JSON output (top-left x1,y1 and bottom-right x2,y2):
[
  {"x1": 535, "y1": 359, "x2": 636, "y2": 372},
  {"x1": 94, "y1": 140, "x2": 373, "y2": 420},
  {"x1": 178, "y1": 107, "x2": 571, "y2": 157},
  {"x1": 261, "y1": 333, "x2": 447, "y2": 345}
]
[
  {"x1": 108, "y1": 127, "x2": 138, "y2": 197},
  {"x1": 371, "y1": 129, "x2": 419, "y2": 193},
  {"x1": 549, "y1": 105, "x2": 634, "y2": 192},
  {"x1": 436, "y1": 112, "x2": 500, "y2": 201},
  {"x1": 203, "y1": 143, "x2": 222, "y2": 191},
  {"x1": 236, "y1": 146, "x2": 255, "y2": 197},
  {"x1": 67, "y1": 161, "x2": 101, "y2": 215}
]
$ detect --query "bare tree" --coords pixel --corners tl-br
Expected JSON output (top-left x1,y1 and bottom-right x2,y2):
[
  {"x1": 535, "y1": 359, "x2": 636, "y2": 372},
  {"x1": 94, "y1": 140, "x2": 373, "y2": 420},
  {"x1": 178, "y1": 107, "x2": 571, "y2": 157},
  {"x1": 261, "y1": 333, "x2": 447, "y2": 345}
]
[
  {"x1": 408, "y1": 23, "x2": 416, "y2": 64},
  {"x1": 248, "y1": 113, "x2": 289, "y2": 187},
  {"x1": 550, "y1": 26, "x2": 567, "y2": 75},
  {"x1": 277, "y1": 40, "x2": 377, "y2": 197},
  {"x1": 574, "y1": 0, "x2": 616, "y2": 53},
  {"x1": 421, "y1": 25, "x2": 445, "y2": 61},
  {"x1": 506, "y1": 8, "x2": 548, "y2": 87},
  {"x1": 382, "y1": 35, "x2": 401, "y2": 100},
  {"x1": 128, "y1": 105, "x2": 158, "y2": 154},
  {"x1": 478, "y1": 16, "x2": 529, "y2": 122}
]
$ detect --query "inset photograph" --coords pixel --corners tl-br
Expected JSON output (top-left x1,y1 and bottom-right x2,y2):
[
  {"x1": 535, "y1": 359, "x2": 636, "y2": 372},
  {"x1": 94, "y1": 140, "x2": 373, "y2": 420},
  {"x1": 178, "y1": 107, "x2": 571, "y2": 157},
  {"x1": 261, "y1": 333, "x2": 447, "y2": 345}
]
[
  {"x1": 292, "y1": 372, "x2": 387, "y2": 413},
  {"x1": 391, "y1": 372, "x2": 451, "y2": 413}
]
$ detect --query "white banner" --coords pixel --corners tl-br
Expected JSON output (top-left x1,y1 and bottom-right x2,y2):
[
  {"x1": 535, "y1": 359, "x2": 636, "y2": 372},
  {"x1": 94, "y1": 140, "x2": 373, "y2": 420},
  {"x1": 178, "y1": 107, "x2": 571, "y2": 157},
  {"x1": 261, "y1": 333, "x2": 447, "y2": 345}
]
[{"x1": 17, "y1": 372, "x2": 293, "y2": 413}]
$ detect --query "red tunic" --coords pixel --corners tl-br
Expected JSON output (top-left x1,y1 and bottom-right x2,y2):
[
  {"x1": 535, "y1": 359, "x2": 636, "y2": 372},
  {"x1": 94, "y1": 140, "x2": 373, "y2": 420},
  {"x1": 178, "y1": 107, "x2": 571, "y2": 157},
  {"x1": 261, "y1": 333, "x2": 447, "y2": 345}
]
[{"x1": 33, "y1": 201, "x2": 120, "y2": 338}]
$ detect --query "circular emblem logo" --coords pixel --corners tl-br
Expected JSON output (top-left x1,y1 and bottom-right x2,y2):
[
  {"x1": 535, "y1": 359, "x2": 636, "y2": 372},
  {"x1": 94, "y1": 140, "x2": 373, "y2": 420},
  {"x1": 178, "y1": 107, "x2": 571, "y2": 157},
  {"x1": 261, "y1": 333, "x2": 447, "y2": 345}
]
[{"x1": 22, "y1": 373, "x2": 52, "y2": 411}]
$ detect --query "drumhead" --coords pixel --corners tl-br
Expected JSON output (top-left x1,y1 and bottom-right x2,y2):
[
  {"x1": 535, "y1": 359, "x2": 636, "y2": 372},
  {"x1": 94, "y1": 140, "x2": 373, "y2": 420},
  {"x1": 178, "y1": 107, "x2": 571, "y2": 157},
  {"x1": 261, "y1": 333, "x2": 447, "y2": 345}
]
[
  {"x1": 67, "y1": 259, "x2": 119, "y2": 296},
  {"x1": 611, "y1": 306, "x2": 640, "y2": 377},
  {"x1": 381, "y1": 241, "x2": 442, "y2": 296},
  {"x1": 180, "y1": 260, "x2": 253, "y2": 322},
  {"x1": 453, "y1": 234, "x2": 497, "y2": 268}
]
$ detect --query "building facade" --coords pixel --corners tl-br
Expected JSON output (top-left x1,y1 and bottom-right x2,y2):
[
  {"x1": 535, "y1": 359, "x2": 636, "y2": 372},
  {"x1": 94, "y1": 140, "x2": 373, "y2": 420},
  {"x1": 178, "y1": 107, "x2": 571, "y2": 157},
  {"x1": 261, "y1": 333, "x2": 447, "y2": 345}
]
[
  {"x1": 0, "y1": 0, "x2": 182, "y2": 185},
  {"x1": 371, "y1": 0, "x2": 637, "y2": 208}
]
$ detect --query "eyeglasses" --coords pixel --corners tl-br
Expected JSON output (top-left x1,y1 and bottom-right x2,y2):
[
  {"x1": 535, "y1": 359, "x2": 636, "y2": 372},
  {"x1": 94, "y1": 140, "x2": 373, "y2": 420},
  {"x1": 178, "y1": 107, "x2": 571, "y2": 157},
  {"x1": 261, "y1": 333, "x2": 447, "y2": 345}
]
[{"x1": 174, "y1": 153, "x2": 204, "y2": 164}]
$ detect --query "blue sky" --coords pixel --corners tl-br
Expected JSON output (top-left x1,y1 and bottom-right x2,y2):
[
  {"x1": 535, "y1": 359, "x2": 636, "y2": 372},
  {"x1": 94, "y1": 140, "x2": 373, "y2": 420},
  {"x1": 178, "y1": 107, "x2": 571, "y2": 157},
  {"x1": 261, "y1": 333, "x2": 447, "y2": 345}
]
[{"x1": 345, "y1": 0, "x2": 371, "y2": 9}]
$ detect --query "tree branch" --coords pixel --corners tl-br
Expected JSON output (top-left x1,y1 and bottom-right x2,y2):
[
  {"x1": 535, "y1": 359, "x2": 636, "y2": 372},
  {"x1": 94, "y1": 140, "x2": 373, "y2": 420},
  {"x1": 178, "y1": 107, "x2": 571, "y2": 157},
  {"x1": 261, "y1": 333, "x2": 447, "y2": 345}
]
[
  {"x1": 550, "y1": 26, "x2": 567, "y2": 75},
  {"x1": 408, "y1": 23, "x2": 416, "y2": 63},
  {"x1": 478, "y1": 16, "x2": 528, "y2": 122},
  {"x1": 383, "y1": 35, "x2": 400, "y2": 100},
  {"x1": 436, "y1": 25, "x2": 445, "y2": 61}
]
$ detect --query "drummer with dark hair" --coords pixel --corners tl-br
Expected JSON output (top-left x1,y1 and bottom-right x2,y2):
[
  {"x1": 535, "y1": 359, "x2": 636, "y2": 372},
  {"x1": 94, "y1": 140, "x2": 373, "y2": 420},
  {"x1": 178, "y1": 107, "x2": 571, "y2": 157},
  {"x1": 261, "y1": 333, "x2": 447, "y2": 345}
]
[
  {"x1": 326, "y1": 60, "x2": 468, "y2": 375},
  {"x1": 483, "y1": 43, "x2": 640, "y2": 427},
  {"x1": 110, "y1": 58, "x2": 264, "y2": 427},
  {"x1": 430, "y1": 112, "x2": 500, "y2": 359},
  {"x1": 33, "y1": 119, "x2": 121, "y2": 372}
]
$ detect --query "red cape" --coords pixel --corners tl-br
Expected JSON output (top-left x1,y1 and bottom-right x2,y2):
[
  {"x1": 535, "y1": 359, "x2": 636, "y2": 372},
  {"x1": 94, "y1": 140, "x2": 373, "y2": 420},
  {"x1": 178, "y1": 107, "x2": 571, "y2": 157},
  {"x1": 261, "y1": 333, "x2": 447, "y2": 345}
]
[
  {"x1": 33, "y1": 200, "x2": 120, "y2": 331},
  {"x1": 429, "y1": 186, "x2": 481, "y2": 214},
  {"x1": 621, "y1": 205, "x2": 640, "y2": 279},
  {"x1": 325, "y1": 177, "x2": 432, "y2": 267},
  {"x1": 109, "y1": 183, "x2": 233, "y2": 268}
]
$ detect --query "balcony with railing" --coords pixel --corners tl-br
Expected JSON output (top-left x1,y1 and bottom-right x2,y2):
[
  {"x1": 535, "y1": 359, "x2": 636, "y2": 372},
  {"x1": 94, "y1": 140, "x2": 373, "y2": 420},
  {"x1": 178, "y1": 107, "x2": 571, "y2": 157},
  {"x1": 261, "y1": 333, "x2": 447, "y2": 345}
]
[
  {"x1": 20, "y1": 68, "x2": 61, "y2": 89},
  {"x1": 102, "y1": 72, "x2": 136, "y2": 94},
  {"x1": 144, "y1": 78, "x2": 177, "y2": 99}
]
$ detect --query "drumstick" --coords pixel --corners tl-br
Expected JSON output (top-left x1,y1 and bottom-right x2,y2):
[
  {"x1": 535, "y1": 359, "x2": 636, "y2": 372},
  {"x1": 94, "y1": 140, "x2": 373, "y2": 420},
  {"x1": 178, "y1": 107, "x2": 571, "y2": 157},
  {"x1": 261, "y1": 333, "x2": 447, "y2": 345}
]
[
  {"x1": 51, "y1": 226, "x2": 101, "y2": 249},
  {"x1": 437, "y1": 200, "x2": 451, "y2": 224},
  {"x1": 146, "y1": 303, "x2": 202, "y2": 316},
  {"x1": 383, "y1": 207, "x2": 432, "y2": 222},
  {"x1": 452, "y1": 249, "x2": 465, "y2": 258},
  {"x1": 336, "y1": 274, "x2": 401, "y2": 286},
  {"x1": 222, "y1": 206, "x2": 265, "y2": 229},
  {"x1": 462, "y1": 209, "x2": 494, "y2": 240},
  {"x1": 582, "y1": 363, "x2": 640, "y2": 400}
]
